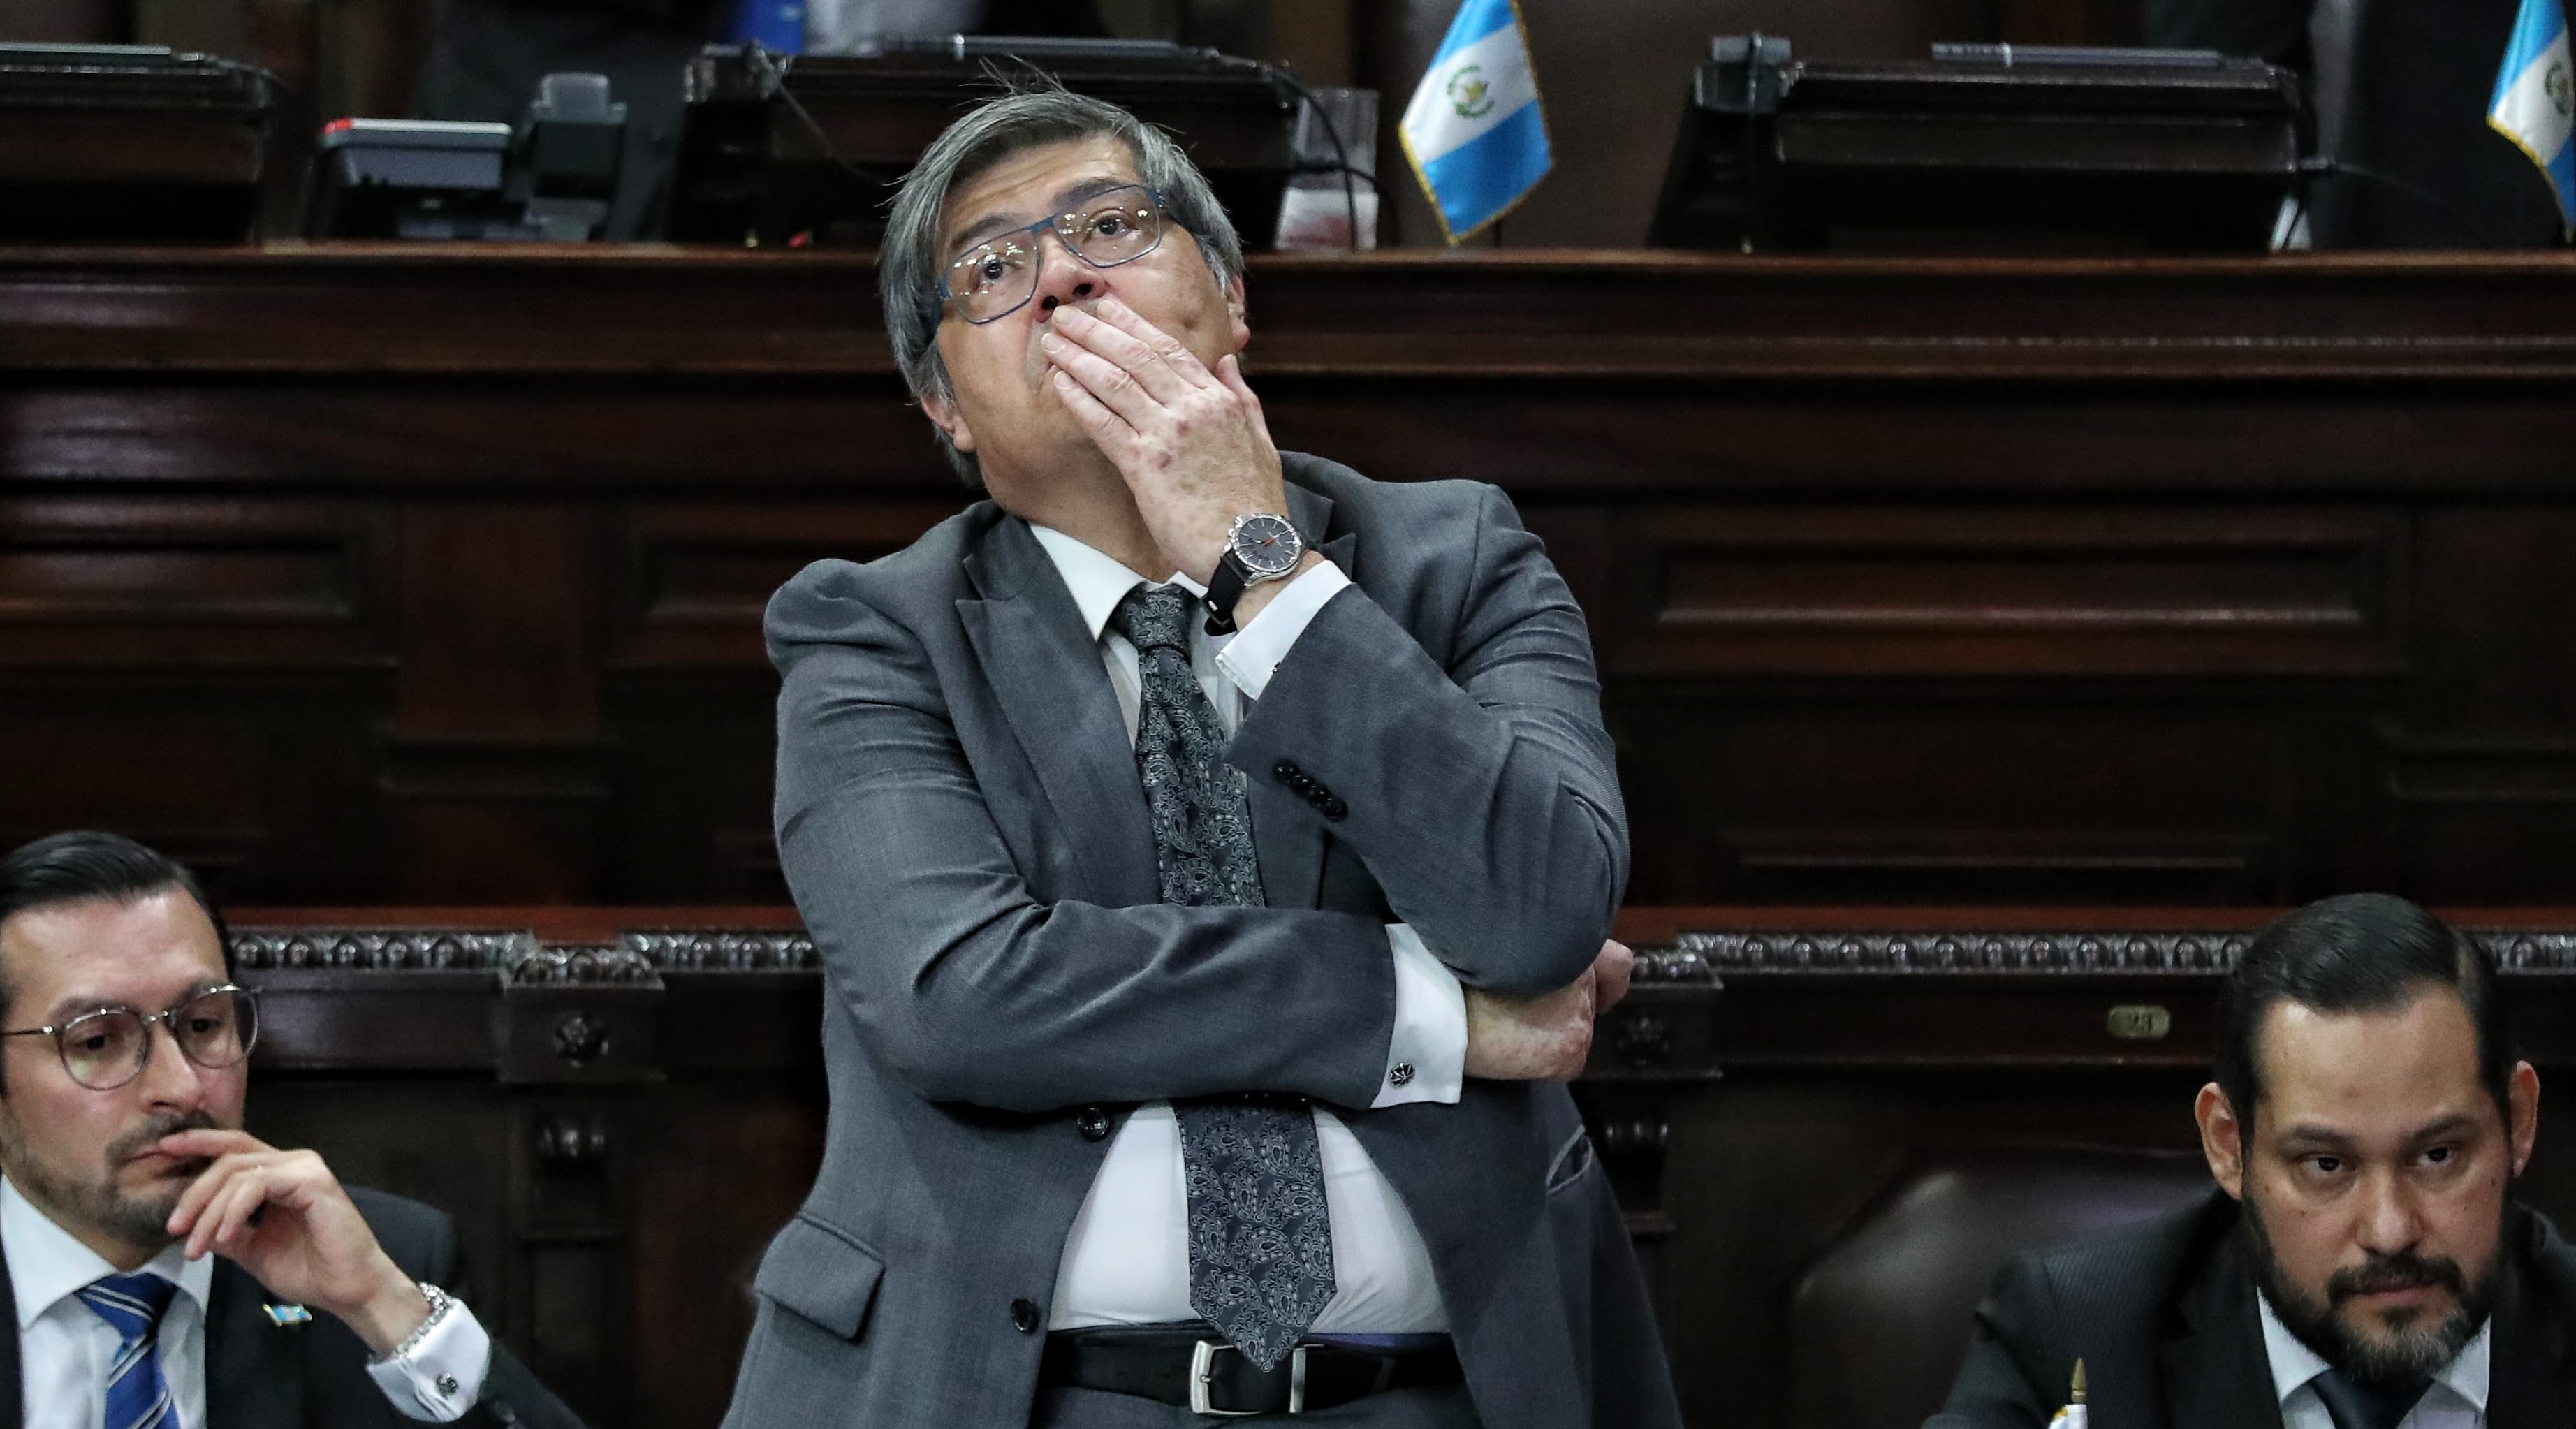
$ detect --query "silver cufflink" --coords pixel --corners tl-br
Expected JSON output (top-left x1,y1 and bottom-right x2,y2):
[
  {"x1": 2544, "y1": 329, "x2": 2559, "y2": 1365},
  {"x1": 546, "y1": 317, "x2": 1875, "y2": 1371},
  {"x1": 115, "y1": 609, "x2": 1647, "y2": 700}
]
[{"x1": 1390, "y1": 1062, "x2": 1416, "y2": 1086}]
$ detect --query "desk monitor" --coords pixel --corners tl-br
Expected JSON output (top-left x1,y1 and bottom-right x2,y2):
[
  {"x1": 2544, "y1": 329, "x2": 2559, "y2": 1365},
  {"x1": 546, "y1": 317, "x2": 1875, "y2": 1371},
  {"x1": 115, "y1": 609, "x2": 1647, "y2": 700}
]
[{"x1": 1651, "y1": 37, "x2": 2308, "y2": 254}]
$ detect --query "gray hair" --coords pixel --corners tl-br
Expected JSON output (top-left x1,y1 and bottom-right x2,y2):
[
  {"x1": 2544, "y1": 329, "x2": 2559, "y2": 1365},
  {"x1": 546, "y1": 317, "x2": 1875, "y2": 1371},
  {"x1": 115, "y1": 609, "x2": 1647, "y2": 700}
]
[{"x1": 881, "y1": 79, "x2": 1248, "y2": 483}]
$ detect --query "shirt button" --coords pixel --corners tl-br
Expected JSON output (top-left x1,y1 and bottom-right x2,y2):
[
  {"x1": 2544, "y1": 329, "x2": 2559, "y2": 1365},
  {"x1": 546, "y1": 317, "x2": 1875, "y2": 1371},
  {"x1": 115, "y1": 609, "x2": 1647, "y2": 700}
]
[
  {"x1": 1389, "y1": 1062, "x2": 1416, "y2": 1087},
  {"x1": 436, "y1": 1374, "x2": 460, "y2": 1397},
  {"x1": 1011, "y1": 1298, "x2": 1041, "y2": 1333},
  {"x1": 1077, "y1": 1106, "x2": 1112, "y2": 1141}
]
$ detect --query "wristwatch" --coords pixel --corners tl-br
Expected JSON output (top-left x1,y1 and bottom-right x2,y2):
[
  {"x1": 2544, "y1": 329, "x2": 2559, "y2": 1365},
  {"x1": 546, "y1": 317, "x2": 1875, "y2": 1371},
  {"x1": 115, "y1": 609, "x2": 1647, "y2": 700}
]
[{"x1": 1203, "y1": 512, "x2": 1305, "y2": 635}]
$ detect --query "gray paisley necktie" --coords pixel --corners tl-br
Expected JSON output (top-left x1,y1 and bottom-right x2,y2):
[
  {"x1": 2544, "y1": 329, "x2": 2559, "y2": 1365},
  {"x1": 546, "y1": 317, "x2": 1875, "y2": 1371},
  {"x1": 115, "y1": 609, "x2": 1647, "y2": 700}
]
[{"x1": 1106, "y1": 582, "x2": 1335, "y2": 1371}]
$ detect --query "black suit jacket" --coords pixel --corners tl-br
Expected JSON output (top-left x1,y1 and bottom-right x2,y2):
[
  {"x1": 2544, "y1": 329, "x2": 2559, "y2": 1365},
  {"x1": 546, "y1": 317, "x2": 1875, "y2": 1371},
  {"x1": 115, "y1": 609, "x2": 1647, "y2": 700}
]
[
  {"x1": 0, "y1": 1187, "x2": 582, "y2": 1429},
  {"x1": 1937, "y1": 1189, "x2": 2576, "y2": 1428}
]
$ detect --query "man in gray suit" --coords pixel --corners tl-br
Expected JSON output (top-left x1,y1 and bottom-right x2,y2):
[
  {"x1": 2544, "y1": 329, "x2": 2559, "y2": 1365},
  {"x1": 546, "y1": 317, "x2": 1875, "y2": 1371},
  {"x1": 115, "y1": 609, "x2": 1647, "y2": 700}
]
[{"x1": 724, "y1": 82, "x2": 1682, "y2": 1428}]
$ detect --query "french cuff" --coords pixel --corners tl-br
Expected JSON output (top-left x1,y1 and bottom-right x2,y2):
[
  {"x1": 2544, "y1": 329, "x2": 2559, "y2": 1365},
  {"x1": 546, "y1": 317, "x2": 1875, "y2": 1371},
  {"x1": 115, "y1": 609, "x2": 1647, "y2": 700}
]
[
  {"x1": 1214, "y1": 559, "x2": 1351, "y2": 701},
  {"x1": 365, "y1": 1294, "x2": 492, "y2": 1421},
  {"x1": 1375, "y1": 923, "x2": 1466, "y2": 1108}
]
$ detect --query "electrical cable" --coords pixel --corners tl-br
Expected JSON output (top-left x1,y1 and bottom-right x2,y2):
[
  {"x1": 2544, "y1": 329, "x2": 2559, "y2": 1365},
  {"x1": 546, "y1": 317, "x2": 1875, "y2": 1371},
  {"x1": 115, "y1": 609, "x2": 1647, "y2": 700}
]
[
  {"x1": 1225, "y1": 57, "x2": 1363, "y2": 252},
  {"x1": 2294, "y1": 155, "x2": 2508, "y2": 250}
]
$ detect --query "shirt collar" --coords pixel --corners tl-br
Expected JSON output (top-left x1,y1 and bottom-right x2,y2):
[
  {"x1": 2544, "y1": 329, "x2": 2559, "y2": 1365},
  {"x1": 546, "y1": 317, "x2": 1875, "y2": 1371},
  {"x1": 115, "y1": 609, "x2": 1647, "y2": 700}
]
[
  {"x1": 1027, "y1": 522, "x2": 1206, "y2": 643},
  {"x1": 3, "y1": 1175, "x2": 213, "y2": 1330},
  {"x1": 2257, "y1": 1288, "x2": 2491, "y2": 1414}
]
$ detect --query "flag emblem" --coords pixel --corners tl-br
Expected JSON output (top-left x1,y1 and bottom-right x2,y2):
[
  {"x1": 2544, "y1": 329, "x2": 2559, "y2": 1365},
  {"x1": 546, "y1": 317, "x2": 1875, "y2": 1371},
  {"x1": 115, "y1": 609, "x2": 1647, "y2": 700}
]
[
  {"x1": 2489, "y1": 0, "x2": 2576, "y2": 236},
  {"x1": 1449, "y1": 67, "x2": 1495, "y2": 119},
  {"x1": 1399, "y1": 0, "x2": 1552, "y2": 243}
]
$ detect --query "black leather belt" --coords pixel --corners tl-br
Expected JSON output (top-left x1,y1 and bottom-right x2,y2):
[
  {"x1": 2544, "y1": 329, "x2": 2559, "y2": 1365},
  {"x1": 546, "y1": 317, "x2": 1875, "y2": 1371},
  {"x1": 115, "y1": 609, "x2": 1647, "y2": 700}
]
[{"x1": 1041, "y1": 1327, "x2": 1463, "y2": 1416}]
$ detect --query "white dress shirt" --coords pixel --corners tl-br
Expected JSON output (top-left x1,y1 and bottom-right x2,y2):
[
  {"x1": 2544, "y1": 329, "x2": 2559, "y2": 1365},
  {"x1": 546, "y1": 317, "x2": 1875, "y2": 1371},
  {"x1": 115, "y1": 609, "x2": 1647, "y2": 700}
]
[
  {"x1": 2259, "y1": 1289, "x2": 2489, "y2": 1429},
  {"x1": 1027, "y1": 523, "x2": 1469, "y2": 1334},
  {"x1": 5, "y1": 1177, "x2": 493, "y2": 1426}
]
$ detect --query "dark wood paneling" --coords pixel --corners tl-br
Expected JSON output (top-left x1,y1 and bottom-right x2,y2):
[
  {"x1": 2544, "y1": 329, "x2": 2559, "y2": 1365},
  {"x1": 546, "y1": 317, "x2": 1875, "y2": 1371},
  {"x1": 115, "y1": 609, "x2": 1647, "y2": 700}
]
[
  {"x1": 217, "y1": 906, "x2": 2576, "y2": 1429},
  {"x1": 7, "y1": 249, "x2": 2576, "y2": 904}
]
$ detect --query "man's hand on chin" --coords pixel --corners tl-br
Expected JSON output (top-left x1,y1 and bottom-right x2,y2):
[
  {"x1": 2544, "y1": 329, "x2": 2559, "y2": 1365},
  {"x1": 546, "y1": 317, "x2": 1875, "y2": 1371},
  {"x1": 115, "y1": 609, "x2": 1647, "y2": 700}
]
[
  {"x1": 1039, "y1": 297, "x2": 1287, "y2": 584},
  {"x1": 158, "y1": 1127, "x2": 430, "y2": 1355}
]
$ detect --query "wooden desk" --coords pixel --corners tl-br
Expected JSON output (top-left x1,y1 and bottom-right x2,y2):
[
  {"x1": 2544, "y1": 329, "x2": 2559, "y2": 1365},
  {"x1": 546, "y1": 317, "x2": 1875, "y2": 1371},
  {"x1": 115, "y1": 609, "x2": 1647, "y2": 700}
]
[
  {"x1": 224, "y1": 904, "x2": 2576, "y2": 1429},
  {"x1": 6, "y1": 247, "x2": 2576, "y2": 908}
]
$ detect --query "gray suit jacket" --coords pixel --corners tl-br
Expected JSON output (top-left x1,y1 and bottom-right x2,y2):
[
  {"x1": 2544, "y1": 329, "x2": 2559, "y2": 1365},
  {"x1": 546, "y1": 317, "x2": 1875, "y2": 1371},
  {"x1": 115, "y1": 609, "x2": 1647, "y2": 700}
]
[{"x1": 723, "y1": 453, "x2": 1681, "y2": 1428}]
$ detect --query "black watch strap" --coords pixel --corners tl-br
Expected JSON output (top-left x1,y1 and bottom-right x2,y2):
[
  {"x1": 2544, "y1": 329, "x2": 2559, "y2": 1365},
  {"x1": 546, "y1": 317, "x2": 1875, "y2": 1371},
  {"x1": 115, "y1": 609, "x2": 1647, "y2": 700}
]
[{"x1": 1204, "y1": 552, "x2": 1251, "y2": 636}]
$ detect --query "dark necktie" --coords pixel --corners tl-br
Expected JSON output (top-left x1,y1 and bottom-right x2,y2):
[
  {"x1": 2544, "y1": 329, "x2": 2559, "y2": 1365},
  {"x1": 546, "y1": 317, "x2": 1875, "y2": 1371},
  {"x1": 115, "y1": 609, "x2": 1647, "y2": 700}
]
[
  {"x1": 2310, "y1": 1367, "x2": 2431, "y2": 1429},
  {"x1": 1106, "y1": 582, "x2": 1335, "y2": 1372},
  {"x1": 78, "y1": 1271, "x2": 178, "y2": 1429}
]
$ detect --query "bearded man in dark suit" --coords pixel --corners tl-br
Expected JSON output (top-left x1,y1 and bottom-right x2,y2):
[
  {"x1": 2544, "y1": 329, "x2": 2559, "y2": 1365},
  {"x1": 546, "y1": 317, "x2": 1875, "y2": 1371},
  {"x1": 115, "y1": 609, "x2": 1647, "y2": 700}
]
[{"x1": 1935, "y1": 893, "x2": 2576, "y2": 1429}]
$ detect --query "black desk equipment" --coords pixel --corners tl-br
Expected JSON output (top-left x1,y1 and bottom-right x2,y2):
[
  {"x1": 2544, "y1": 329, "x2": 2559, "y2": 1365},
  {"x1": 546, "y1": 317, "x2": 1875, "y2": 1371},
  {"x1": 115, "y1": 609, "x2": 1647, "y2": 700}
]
[
  {"x1": 666, "y1": 38, "x2": 1296, "y2": 247},
  {"x1": 0, "y1": 43, "x2": 279, "y2": 242},
  {"x1": 1651, "y1": 37, "x2": 2308, "y2": 253}
]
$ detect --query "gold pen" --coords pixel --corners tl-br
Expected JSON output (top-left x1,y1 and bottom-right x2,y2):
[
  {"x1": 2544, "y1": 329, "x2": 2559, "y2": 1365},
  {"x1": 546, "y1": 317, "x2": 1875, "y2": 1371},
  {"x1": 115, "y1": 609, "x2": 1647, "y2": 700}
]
[{"x1": 2047, "y1": 1359, "x2": 2088, "y2": 1428}]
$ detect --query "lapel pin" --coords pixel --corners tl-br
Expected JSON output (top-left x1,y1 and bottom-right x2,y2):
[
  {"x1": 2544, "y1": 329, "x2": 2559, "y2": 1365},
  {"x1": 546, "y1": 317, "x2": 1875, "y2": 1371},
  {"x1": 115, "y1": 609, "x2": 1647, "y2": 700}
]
[{"x1": 263, "y1": 1303, "x2": 312, "y2": 1327}]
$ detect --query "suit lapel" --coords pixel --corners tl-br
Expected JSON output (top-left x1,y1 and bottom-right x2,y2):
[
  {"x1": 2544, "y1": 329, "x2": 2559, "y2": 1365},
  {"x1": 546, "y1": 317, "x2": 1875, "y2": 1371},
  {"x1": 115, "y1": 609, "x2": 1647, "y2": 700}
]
[
  {"x1": 2489, "y1": 1209, "x2": 2576, "y2": 1429},
  {"x1": 2158, "y1": 1231, "x2": 2279, "y2": 1429},
  {"x1": 201, "y1": 1259, "x2": 302, "y2": 1429},
  {"x1": 1245, "y1": 484, "x2": 1352, "y2": 911},
  {"x1": 0, "y1": 1243, "x2": 20, "y2": 1429},
  {"x1": 958, "y1": 515, "x2": 1163, "y2": 907}
]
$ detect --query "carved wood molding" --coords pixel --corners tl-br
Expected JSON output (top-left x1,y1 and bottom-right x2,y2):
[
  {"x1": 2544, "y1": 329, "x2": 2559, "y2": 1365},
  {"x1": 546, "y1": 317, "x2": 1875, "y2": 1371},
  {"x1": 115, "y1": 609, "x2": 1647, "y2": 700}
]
[
  {"x1": 1680, "y1": 928, "x2": 2576, "y2": 973},
  {"x1": 232, "y1": 923, "x2": 2576, "y2": 980},
  {"x1": 508, "y1": 945, "x2": 661, "y2": 986},
  {"x1": 231, "y1": 928, "x2": 534, "y2": 970},
  {"x1": 621, "y1": 930, "x2": 819, "y2": 971}
]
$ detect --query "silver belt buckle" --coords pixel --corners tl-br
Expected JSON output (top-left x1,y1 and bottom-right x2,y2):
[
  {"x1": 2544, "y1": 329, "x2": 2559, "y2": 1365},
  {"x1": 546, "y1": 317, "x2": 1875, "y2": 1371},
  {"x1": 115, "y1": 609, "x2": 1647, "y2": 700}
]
[{"x1": 1189, "y1": 1340, "x2": 1308, "y2": 1416}]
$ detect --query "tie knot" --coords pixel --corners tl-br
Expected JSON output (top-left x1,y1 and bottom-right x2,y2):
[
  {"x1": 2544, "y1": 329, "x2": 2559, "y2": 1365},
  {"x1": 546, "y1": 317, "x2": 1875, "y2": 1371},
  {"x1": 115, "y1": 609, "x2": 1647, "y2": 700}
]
[
  {"x1": 1106, "y1": 582, "x2": 1194, "y2": 657},
  {"x1": 77, "y1": 1272, "x2": 176, "y2": 1340},
  {"x1": 2311, "y1": 1366, "x2": 2431, "y2": 1429}
]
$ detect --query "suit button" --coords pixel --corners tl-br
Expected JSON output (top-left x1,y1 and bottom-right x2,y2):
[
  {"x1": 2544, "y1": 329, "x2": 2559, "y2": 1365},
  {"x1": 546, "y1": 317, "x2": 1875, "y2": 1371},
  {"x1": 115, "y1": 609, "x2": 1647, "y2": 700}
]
[
  {"x1": 1011, "y1": 1298, "x2": 1041, "y2": 1333},
  {"x1": 1321, "y1": 797, "x2": 1349, "y2": 821},
  {"x1": 1077, "y1": 1106, "x2": 1112, "y2": 1141},
  {"x1": 1273, "y1": 760, "x2": 1299, "y2": 785}
]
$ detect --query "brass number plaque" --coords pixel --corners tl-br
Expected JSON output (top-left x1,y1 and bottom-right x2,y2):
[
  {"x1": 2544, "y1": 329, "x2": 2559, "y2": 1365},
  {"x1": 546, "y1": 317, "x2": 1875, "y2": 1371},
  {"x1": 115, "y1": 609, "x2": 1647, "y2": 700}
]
[{"x1": 2106, "y1": 1004, "x2": 2173, "y2": 1041}]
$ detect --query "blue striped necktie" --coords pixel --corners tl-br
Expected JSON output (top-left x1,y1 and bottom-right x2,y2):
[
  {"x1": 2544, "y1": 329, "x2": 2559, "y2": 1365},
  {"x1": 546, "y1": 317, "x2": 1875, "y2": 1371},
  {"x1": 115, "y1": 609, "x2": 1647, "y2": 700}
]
[{"x1": 76, "y1": 1271, "x2": 177, "y2": 1429}]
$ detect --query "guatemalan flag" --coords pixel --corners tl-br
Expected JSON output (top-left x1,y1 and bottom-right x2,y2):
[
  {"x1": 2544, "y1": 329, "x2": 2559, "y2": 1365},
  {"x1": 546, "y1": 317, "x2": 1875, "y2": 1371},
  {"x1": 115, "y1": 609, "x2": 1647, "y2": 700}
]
[
  {"x1": 2490, "y1": 0, "x2": 2576, "y2": 237},
  {"x1": 1398, "y1": 0, "x2": 1552, "y2": 243}
]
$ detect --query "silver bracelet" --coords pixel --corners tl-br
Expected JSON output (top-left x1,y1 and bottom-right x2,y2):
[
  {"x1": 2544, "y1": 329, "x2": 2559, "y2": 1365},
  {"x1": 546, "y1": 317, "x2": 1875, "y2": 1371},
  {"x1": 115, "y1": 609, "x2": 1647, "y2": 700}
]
[{"x1": 367, "y1": 1281, "x2": 454, "y2": 1366}]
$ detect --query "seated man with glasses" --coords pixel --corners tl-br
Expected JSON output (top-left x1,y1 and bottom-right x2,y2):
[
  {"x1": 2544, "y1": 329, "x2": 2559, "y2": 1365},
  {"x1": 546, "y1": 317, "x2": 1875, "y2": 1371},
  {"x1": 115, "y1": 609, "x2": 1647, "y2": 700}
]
[
  {"x1": 0, "y1": 830, "x2": 583, "y2": 1428},
  {"x1": 728, "y1": 77, "x2": 1677, "y2": 1429}
]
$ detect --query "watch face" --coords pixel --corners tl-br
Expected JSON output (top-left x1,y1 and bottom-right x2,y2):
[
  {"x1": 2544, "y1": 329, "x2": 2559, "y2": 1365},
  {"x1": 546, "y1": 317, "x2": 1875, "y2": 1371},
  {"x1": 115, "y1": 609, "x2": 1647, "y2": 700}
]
[{"x1": 1230, "y1": 513, "x2": 1303, "y2": 578}]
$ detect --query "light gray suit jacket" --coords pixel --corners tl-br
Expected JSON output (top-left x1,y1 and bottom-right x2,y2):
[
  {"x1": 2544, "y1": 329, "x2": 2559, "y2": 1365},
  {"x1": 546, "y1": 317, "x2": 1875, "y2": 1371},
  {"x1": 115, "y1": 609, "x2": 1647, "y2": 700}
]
[{"x1": 722, "y1": 453, "x2": 1683, "y2": 1428}]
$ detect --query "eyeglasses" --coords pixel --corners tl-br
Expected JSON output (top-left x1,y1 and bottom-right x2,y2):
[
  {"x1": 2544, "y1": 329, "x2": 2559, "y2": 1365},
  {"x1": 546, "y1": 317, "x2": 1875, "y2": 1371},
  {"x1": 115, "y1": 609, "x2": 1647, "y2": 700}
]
[
  {"x1": 937, "y1": 184, "x2": 1169, "y2": 325},
  {"x1": 1, "y1": 985, "x2": 261, "y2": 1091}
]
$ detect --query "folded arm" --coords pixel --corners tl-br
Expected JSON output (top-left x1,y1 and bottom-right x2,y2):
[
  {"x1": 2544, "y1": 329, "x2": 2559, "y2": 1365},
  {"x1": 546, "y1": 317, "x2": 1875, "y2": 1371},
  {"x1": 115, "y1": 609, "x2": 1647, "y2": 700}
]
[
  {"x1": 773, "y1": 591, "x2": 1402, "y2": 1114},
  {"x1": 1224, "y1": 484, "x2": 1629, "y2": 995}
]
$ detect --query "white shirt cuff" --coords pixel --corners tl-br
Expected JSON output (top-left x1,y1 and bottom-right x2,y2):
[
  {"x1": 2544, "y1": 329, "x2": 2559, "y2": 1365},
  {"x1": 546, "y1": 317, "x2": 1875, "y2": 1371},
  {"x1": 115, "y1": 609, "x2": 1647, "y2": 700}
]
[
  {"x1": 365, "y1": 1294, "x2": 492, "y2": 1422},
  {"x1": 1375, "y1": 923, "x2": 1466, "y2": 1108},
  {"x1": 1214, "y1": 559, "x2": 1351, "y2": 701}
]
